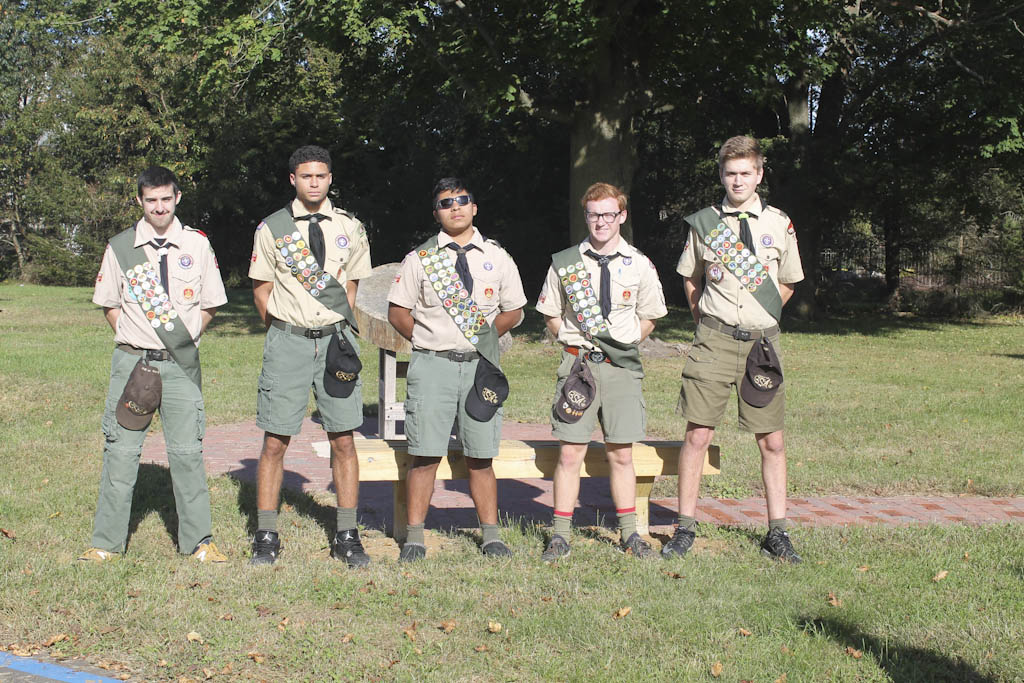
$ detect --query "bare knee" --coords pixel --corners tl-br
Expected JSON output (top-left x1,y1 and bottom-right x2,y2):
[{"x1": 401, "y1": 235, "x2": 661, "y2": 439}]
[
  {"x1": 260, "y1": 433, "x2": 289, "y2": 461},
  {"x1": 757, "y1": 431, "x2": 785, "y2": 459},
  {"x1": 605, "y1": 443, "x2": 633, "y2": 468},
  {"x1": 558, "y1": 443, "x2": 588, "y2": 469},
  {"x1": 683, "y1": 423, "x2": 714, "y2": 452}
]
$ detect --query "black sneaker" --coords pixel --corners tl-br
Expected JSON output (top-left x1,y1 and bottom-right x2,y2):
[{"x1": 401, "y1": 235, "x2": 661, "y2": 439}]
[
  {"x1": 331, "y1": 528, "x2": 370, "y2": 568},
  {"x1": 760, "y1": 527, "x2": 802, "y2": 564},
  {"x1": 661, "y1": 526, "x2": 696, "y2": 558},
  {"x1": 250, "y1": 530, "x2": 281, "y2": 566},
  {"x1": 399, "y1": 543, "x2": 426, "y2": 562},
  {"x1": 541, "y1": 535, "x2": 571, "y2": 563},
  {"x1": 621, "y1": 532, "x2": 655, "y2": 559},
  {"x1": 481, "y1": 540, "x2": 512, "y2": 557}
]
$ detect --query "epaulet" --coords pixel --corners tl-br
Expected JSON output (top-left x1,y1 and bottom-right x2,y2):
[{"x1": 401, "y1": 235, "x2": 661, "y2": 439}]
[
  {"x1": 332, "y1": 206, "x2": 357, "y2": 220},
  {"x1": 485, "y1": 238, "x2": 506, "y2": 251},
  {"x1": 765, "y1": 205, "x2": 789, "y2": 220},
  {"x1": 184, "y1": 225, "x2": 209, "y2": 239}
]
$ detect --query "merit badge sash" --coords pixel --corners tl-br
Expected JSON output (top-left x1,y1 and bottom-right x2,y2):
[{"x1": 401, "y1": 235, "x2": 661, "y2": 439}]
[
  {"x1": 415, "y1": 235, "x2": 500, "y2": 368},
  {"x1": 684, "y1": 207, "x2": 783, "y2": 322},
  {"x1": 108, "y1": 228, "x2": 202, "y2": 388},
  {"x1": 551, "y1": 246, "x2": 642, "y2": 372},
  {"x1": 261, "y1": 208, "x2": 359, "y2": 332}
]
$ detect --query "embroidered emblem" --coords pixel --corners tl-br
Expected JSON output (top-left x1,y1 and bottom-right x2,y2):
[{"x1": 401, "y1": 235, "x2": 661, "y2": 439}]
[
  {"x1": 483, "y1": 261, "x2": 494, "y2": 271},
  {"x1": 622, "y1": 257, "x2": 632, "y2": 266},
  {"x1": 251, "y1": 251, "x2": 257, "y2": 263},
  {"x1": 178, "y1": 254, "x2": 194, "y2": 269},
  {"x1": 334, "y1": 370, "x2": 357, "y2": 381},
  {"x1": 753, "y1": 374, "x2": 773, "y2": 389},
  {"x1": 256, "y1": 221, "x2": 267, "y2": 231},
  {"x1": 708, "y1": 264, "x2": 724, "y2": 283},
  {"x1": 787, "y1": 222, "x2": 796, "y2": 235},
  {"x1": 482, "y1": 387, "x2": 499, "y2": 404},
  {"x1": 622, "y1": 290, "x2": 632, "y2": 301},
  {"x1": 760, "y1": 234, "x2": 774, "y2": 247},
  {"x1": 96, "y1": 273, "x2": 102, "y2": 283},
  {"x1": 183, "y1": 288, "x2": 195, "y2": 301},
  {"x1": 484, "y1": 287, "x2": 494, "y2": 299},
  {"x1": 394, "y1": 274, "x2": 401, "y2": 284},
  {"x1": 336, "y1": 235, "x2": 349, "y2": 248},
  {"x1": 539, "y1": 293, "x2": 546, "y2": 304}
]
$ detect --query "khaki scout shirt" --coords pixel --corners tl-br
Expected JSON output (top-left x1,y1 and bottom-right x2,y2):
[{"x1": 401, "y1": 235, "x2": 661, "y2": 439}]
[
  {"x1": 536, "y1": 239, "x2": 668, "y2": 349},
  {"x1": 676, "y1": 194, "x2": 804, "y2": 329},
  {"x1": 248, "y1": 198, "x2": 372, "y2": 328},
  {"x1": 93, "y1": 217, "x2": 227, "y2": 349},
  {"x1": 387, "y1": 227, "x2": 528, "y2": 352}
]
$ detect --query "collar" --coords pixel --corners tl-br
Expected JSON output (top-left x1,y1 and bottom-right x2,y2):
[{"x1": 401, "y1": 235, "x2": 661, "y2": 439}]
[
  {"x1": 579, "y1": 237, "x2": 635, "y2": 260},
  {"x1": 290, "y1": 197, "x2": 334, "y2": 220},
  {"x1": 438, "y1": 226, "x2": 485, "y2": 249},
  {"x1": 719, "y1": 193, "x2": 766, "y2": 218},
  {"x1": 133, "y1": 217, "x2": 184, "y2": 248}
]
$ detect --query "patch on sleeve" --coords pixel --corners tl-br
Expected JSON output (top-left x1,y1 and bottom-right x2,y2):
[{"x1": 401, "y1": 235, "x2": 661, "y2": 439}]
[
  {"x1": 256, "y1": 221, "x2": 267, "y2": 232},
  {"x1": 393, "y1": 274, "x2": 401, "y2": 284},
  {"x1": 251, "y1": 251, "x2": 258, "y2": 263},
  {"x1": 96, "y1": 272, "x2": 103, "y2": 283},
  {"x1": 786, "y1": 222, "x2": 797, "y2": 238}
]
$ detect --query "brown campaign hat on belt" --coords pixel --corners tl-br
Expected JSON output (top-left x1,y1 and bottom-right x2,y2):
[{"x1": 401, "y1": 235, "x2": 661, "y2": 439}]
[
  {"x1": 740, "y1": 338, "x2": 784, "y2": 408},
  {"x1": 116, "y1": 359, "x2": 162, "y2": 430},
  {"x1": 554, "y1": 354, "x2": 596, "y2": 424},
  {"x1": 465, "y1": 357, "x2": 509, "y2": 422},
  {"x1": 323, "y1": 332, "x2": 362, "y2": 398}
]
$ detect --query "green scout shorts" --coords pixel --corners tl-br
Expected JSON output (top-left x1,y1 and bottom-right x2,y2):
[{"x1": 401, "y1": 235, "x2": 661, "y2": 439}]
[
  {"x1": 677, "y1": 322, "x2": 785, "y2": 433},
  {"x1": 404, "y1": 351, "x2": 501, "y2": 459},
  {"x1": 256, "y1": 324, "x2": 363, "y2": 436},
  {"x1": 551, "y1": 350, "x2": 646, "y2": 444}
]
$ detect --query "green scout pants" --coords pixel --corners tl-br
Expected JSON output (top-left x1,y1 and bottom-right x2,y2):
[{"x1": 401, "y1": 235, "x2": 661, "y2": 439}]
[{"x1": 90, "y1": 347, "x2": 211, "y2": 554}]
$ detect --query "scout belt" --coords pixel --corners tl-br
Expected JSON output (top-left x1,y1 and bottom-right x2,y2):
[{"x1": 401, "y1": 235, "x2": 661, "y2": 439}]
[
  {"x1": 415, "y1": 235, "x2": 500, "y2": 368},
  {"x1": 412, "y1": 348, "x2": 481, "y2": 362},
  {"x1": 107, "y1": 227, "x2": 201, "y2": 388},
  {"x1": 270, "y1": 319, "x2": 349, "y2": 339},
  {"x1": 564, "y1": 346, "x2": 611, "y2": 364},
  {"x1": 260, "y1": 208, "x2": 359, "y2": 332},
  {"x1": 699, "y1": 316, "x2": 779, "y2": 341},
  {"x1": 116, "y1": 344, "x2": 173, "y2": 361},
  {"x1": 684, "y1": 207, "x2": 783, "y2": 322},
  {"x1": 550, "y1": 246, "x2": 642, "y2": 372}
]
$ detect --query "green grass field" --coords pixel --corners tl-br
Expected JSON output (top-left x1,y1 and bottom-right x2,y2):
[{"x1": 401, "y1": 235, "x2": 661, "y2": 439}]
[{"x1": 1, "y1": 284, "x2": 1023, "y2": 681}]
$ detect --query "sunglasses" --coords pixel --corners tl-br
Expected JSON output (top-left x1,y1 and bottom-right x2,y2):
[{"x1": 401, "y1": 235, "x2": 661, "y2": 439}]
[{"x1": 435, "y1": 194, "x2": 472, "y2": 210}]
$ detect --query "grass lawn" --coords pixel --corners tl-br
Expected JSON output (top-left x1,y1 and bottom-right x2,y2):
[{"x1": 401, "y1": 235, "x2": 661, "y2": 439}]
[{"x1": 1, "y1": 283, "x2": 1023, "y2": 681}]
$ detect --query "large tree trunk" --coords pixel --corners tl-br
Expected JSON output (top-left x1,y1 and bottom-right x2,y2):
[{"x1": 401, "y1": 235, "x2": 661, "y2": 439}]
[{"x1": 568, "y1": 41, "x2": 640, "y2": 246}]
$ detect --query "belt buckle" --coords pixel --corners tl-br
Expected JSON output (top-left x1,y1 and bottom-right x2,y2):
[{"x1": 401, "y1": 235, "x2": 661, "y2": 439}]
[
  {"x1": 587, "y1": 351, "x2": 606, "y2": 363},
  {"x1": 306, "y1": 328, "x2": 324, "y2": 339},
  {"x1": 145, "y1": 350, "x2": 163, "y2": 361},
  {"x1": 732, "y1": 328, "x2": 751, "y2": 342},
  {"x1": 448, "y1": 351, "x2": 468, "y2": 362}
]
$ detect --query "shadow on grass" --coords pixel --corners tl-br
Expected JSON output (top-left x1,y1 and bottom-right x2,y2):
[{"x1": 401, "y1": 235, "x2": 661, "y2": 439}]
[
  {"x1": 799, "y1": 617, "x2": 996, "y2": 683},
  {"x1": 204, "y1": 288, "x2": 265, "y2": 337},
  {"x1": 127, "y1": 464, "x2": 179, "y2": 551}
]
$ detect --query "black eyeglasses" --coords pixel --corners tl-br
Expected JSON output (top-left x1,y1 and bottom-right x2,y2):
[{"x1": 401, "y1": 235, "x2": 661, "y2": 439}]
[
  {"x1": 585, "y1": 210, "x2": 622, "y2": 223},
  {"x1": 435, "y1": 194, "x2": 472, "y2": 210}
]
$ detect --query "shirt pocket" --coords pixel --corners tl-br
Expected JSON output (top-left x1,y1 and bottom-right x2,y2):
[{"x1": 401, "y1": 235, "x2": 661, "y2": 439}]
[
  {"x1": 324, "y1": 252, "x2": 349, "y2": 281},
  {"x1": 472, "y1": 277, "x2": 502, "y2": 314},
  {"x1": 171, "y1": 272, "x2": 201, "y2": 309},
  {"x1": 609, "y1": 270, "x2": 640, "y2": 310}
]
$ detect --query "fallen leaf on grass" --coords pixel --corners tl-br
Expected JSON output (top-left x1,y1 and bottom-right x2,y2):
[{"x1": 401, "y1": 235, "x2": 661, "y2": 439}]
[
  {"x1": 341, "y1": 633, "x2": 354, "y2": 643},
  {"x1": 711, "y1": 661, "x2": 723, "y2": 677},
  {"x1": 404, "y1": 609, "x2": 413, "y2": 616},
  {"x1": 661, "y1": 570, "x2": 685, "y2": 580},
  {"x1": 826, "y1": 592, "x2": 843, "y2": 607},
  {"x1": 403, "y1": 621, "x2": 418, "y2": 642},
  {"x1": 487, "y1": 621, "x2": 502, "y2": 633},
  {"x1": 158, "y1": 660, "x2": 168, "y2": 667},
  {"x1": 255, "y1": 606, "x2": 272, "y2": 617},
  {"x1": 856, "y1": 565, "x2": 870, "y2": 572},
  {"x1": 44, "y1": 634, "x2": 67, "y2": 647},
  {"x1": 474, "y1": 645, "x2": 488, "y2": 652},
  {"x1": 541, "y1": 596, "x2": 552, "y2": 602},
  {"x1": 738, "y1": 628, "x2": 752, "y2": 637},
  {"x1": 932, "y1": 570, "x2": 949, "y2": 582},
  {"x1": 438, "y1": 620, "x2": 456, "y2": 633},
  {"x1": 247, "y1": 652, "x2": 264, "y2": 664},
  {"x1": 359, "y1": 581, "x2": 376, "y2": 594},
  {"x1": 202, "y1": 667, "x2": 215, "y2": 679},
  {"x1": 846, "y1": 646, "x2": 863, "y2": 659},
  {"x1": 219, "y1": 613, "x2": 233, "y2": 621},
  {"x1": 963, "y1": 552, "x2": 970, "y2": 561},
  {"x1": 612, "y1": 606, "x2": 632, "y2": 619},
  {"x1": 48, "y1": 511, "x2": 61, "y2": 519},
  {"x1": 408, "y1": 588, "x2": 419, "y2": 597},
  {"x1": 277, "y1": 617, "x2": 289, "y2": 631},
  {"x1": 186, "y1": 631, "x2": 204, "y2": 644},
  {"x1": 774, "y1": 674, "x2": 788, "y2": 683},
  {"x1": 780, "y1": 646, "x2": 791, "y2": 655},
  {"x1": 220, "y1": 664, "x2": 233, "y2": 674}
]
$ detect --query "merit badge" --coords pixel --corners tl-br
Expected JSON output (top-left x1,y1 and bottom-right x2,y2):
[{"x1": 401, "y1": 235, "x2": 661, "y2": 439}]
[
  {"x1": 483, "y1": 261, "x2": 494, "y2": 271},
  {"x1": 336, "y1": 235, "x2": 349, "y2": 248},
  {"x1": 183, "y1": 288, "x2": 195, "y2": 301},
  {"x1": 761, "y1": 234, "x2": 774, "y2": 247},
  {"x1": 178, "y1": 254, "x2": 194, "y2": 269},
  {"x1": 622, "y1": 290, "x2": 632, "y2": 301},
  {"x1": 708, "y1": 264, "x2": 724, "y2": 282},
  {"x1": 164, "y1": 322, "x2": 175, "y2": 331},
  {"x1": 622, "y1": 257, "x2": 632, "y2": 266},
  {"x1": 484, "y1": 288, "x2": 494, "y2": 299}
]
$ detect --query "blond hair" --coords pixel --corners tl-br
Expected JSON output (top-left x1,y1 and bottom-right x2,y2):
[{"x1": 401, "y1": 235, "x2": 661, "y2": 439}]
[{"x1": 718, "y1": 136, "x2": 764, "y2": 170}]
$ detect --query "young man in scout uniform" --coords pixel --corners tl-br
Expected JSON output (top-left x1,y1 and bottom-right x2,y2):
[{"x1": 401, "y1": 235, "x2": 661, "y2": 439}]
[
  {"x1": 248, "y1": 145, "x2": 373, "y2": 567},
  {"x1": 80, "y1": 166, "x2": 228, "y2": 563},
  {"x1": 387, "y1": 177, "x2": 527, "y2": 562},
  {"x1": 535, "y1": 182, "x2": 667, "y2": 561},
  {"x1": 668, "y1": 135, "x2": 805, "y2": 563}
]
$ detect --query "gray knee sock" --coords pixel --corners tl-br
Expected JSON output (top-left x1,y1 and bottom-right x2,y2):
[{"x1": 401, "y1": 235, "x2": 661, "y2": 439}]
[{"x1": 257, "y1": 509, "x2": 278, "y2": 532}]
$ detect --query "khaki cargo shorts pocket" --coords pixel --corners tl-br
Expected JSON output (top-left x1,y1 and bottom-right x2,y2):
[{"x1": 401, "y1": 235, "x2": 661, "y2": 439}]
[
  {"x1": 102, "y1": 411, "x2": 120, "y2": 444},
  {"x1": 404, "y1": 397, "x2": 420, "y2": 443},
  {"x1": 194, "y1": 399, "x2": 207, "y2": 441},
  {"x1": 257, "y1": 374, "x2": 275, "y2": 424}
]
